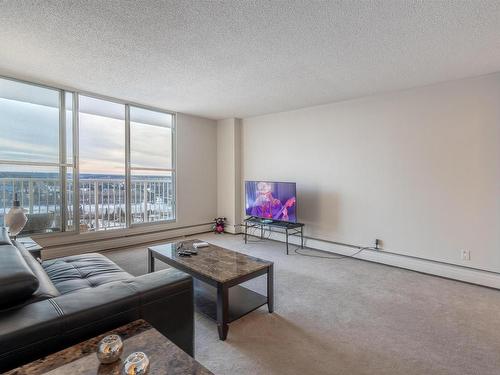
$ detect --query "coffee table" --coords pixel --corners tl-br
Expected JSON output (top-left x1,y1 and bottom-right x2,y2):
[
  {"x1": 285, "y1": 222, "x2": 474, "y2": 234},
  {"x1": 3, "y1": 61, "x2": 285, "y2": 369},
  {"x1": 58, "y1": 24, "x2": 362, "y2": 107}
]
[
  {"x1": 148, "y1": 240, "x2": 274, "y2": 340},
  {"x1": 6, "y1": 319, "x2": 213, "y2": 375}
]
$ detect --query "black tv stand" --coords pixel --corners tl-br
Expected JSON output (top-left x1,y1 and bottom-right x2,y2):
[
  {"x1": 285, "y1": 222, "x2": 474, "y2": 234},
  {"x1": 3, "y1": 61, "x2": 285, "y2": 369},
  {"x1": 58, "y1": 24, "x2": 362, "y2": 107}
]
[{"x1": 244, "y1": 216, "x2": 304, "y2": 255}]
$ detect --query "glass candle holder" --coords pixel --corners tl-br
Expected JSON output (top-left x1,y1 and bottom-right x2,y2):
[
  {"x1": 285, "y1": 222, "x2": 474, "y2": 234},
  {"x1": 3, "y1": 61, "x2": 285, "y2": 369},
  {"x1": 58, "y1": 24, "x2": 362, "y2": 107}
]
[
  {"x1": 122, "y1": 351, "x2": 150, "y2": 375},
  {"x1": 97, "y1": 334, "x2": 123, "y2": 364}
]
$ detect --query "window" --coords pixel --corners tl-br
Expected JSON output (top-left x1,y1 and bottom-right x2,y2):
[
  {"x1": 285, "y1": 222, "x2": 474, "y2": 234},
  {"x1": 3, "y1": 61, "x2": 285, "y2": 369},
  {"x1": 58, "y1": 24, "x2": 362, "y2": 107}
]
[
  {"x1": 130, "y1": 106, "x2": 175, "y2": 224},
  {"x1": 65, "y1": 92, "x2": 75, "y2": 231},
  {"x1": 0, "y1": 79, "x2": 60, "y2": 164},
  {"x1": 79, "y1": 96, "x2": 126, "y2": 231},
  {"x1": 0, "y1": 78, "x2": 73, "y2": 234},
  {"x1": 0, "y1": 77, "x2": 176, "y2": 235}
]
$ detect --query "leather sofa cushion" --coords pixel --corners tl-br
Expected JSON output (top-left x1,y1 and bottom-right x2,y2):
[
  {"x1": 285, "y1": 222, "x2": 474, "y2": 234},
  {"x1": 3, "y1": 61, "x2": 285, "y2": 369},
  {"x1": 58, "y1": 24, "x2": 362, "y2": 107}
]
[
  {"x1": 16, "y1": 243, "x2": 60, "y2": 304},
  {"x1": 42, "y1": 253, "x2": 133, "y2": 295},
  {"x1": 0, "y1": 244, "x2": 39, "y2": 309}
]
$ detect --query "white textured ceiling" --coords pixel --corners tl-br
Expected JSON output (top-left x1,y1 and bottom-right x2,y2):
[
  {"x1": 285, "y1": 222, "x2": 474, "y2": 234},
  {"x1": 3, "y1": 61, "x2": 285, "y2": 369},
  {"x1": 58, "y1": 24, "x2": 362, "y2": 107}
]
[{"x1": 1, "y1": 1, "x2": 500, "y2": 119}]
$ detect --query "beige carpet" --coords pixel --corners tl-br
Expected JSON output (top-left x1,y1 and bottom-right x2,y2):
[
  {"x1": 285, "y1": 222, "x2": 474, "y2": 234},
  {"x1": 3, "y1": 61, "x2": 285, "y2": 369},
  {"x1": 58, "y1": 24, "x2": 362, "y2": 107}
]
[{"x1": 106, "y1": 232, "x2": 500, "y2": 375}]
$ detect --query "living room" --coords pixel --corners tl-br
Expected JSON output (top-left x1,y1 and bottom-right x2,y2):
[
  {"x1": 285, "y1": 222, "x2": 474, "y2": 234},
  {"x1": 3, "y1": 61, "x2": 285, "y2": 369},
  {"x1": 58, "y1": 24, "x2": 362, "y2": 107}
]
[{"x1": 1, "y1": 1, "x2": 499, "y2": 374}]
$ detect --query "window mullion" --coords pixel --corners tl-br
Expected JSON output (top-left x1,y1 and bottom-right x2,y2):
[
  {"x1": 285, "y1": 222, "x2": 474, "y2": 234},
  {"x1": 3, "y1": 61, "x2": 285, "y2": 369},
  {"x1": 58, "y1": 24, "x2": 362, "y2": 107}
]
[
  {"x1": 172, "y1": 114, "x2": 177, "y2": 221},
  {"x1": 73, "y1": 93, "x2": 80, "y2": 234},
  {"x1": 59, "y1": 90, "x2": 67, "y2": 232},
  {"x1": 125, "y1": 104, "x2": 131, "y2": 228}
]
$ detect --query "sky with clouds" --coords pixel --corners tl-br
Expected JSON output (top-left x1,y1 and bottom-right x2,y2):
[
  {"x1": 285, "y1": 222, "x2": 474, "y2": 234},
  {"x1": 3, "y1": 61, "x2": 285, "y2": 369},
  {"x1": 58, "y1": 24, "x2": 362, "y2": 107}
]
[{"x1": 0, "y1": 98, "x2": 172, "y2": 175}]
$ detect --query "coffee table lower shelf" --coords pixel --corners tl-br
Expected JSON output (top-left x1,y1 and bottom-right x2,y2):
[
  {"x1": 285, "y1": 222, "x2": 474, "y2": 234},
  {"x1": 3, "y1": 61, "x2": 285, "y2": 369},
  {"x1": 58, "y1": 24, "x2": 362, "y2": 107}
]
[
  {"x1": 148, "y1": 241, "x2": 274, "y2": 341},
  {"x1": 194, "y1": 280, "x2": 268, "y2": 323}
]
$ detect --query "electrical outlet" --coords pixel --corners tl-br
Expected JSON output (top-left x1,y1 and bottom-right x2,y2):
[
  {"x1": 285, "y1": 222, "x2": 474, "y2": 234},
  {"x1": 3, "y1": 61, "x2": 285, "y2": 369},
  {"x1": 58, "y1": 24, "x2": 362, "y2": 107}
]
[{"x1": 461, "y1": 250, "x2": 471, "y2": 261}]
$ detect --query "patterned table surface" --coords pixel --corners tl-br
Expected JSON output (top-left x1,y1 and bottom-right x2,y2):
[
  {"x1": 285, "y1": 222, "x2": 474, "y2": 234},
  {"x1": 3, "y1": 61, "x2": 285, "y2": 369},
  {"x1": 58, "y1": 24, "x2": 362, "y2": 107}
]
[
  {"x1": 7, "y1": 320, "x2": 213, "y2": 375},
  {"x1": 149, "y1": 239, "x2": 272, "y2": 283}
]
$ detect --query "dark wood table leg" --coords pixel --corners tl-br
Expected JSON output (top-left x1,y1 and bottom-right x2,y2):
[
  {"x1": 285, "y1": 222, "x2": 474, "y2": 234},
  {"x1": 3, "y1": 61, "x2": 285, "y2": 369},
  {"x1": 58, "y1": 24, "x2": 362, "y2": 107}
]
[
  {"x1": 244, "y1": 221, "x2": 248, "y2": 244},
  {"x1": 301, "y1": 226, "x2": 304, "y2": 249},
  {"x1": 286, "y1": 228, "x2": 289, "y2": 255},
  {"x1": 267, "y1": 264, "x2": 274, "y2": 313},
  {"x1": 217, "y1": 283, "x2": 229, "y2": 340},
  {"x1": 147, "y1": 249, "x2": 155, "y2": 273}
]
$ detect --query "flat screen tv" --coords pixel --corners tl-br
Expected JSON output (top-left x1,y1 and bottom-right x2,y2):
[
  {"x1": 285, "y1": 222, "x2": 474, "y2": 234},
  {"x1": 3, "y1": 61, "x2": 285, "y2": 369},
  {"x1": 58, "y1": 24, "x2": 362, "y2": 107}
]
[{"x1": 245, "y1": 181, "x2": 297, "y2": 223}]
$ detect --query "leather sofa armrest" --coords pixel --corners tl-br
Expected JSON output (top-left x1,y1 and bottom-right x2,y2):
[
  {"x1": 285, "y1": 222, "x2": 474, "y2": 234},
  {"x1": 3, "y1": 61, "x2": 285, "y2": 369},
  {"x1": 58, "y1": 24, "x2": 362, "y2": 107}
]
[
  {"x1": 0, "y1": 299, "x2": 62, "y2": 372},
  {"x1": 124, "y1": 269, "x2": 194, "y2": 356},
  {"x1": 126, "y1": 268, "x2": 193, "y2": 299}
]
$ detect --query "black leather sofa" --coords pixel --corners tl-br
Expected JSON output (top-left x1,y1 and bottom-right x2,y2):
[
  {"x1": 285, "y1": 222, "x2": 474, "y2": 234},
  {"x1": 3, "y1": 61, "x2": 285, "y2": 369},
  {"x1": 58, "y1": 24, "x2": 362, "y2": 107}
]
[{"x1": 0, "y1": 228, "x2": 194, "y2": 372}]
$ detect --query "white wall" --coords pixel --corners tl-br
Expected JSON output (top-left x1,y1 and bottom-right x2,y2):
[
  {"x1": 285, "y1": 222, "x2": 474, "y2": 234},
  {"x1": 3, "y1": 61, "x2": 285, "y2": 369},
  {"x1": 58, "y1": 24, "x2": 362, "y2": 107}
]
[
  {"x1": 242, "y1": 74, "x2": 500, "y2": 273},
  {"x1": 217, "y1": 118, "x2": 242, "y2": 233},
  {"x1": 176, "y1": 113, "x2": 218, "y2": 226}
]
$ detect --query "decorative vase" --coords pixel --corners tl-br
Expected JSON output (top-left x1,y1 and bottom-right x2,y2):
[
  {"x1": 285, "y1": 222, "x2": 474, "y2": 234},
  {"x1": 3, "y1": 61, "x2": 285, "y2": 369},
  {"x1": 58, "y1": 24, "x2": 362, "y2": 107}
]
[
  {"x1": 97, "y1": 335, "x2": 124, "y2": 364},
  {"x1": 122, "y1": 352, "x2": 150, "y2": 375},
  {"x1": 5, "y1": 193, "x2": 27, "y2": 238}
]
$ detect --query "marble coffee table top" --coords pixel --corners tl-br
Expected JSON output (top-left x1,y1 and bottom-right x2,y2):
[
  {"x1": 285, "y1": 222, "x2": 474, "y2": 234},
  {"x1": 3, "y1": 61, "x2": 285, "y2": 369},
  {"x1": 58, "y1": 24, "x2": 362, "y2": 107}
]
[
  {"x1": 149, "y1": 239, "x2": 272, "y2": 283},
  {"x1": 7, "y1": 320, "x2": 213, "y2": 375}
]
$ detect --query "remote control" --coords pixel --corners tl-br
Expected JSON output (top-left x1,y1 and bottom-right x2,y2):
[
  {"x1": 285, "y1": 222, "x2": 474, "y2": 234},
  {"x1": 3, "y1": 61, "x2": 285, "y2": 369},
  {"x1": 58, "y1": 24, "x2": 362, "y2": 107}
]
[{"x1": 193, "y1": 242, "x2": 209, "y2": 249}]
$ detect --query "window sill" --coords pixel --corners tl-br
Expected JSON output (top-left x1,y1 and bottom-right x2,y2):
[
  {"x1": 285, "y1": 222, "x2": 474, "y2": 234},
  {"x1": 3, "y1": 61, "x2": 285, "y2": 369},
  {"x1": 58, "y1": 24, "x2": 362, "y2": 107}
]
[{"x1": 32, "y1": 219, "x2": 186, "y2": 248}]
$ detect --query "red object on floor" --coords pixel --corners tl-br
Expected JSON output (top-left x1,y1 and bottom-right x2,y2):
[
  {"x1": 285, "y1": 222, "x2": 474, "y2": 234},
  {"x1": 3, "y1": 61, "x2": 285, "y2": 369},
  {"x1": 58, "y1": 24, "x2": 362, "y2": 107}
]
[{"x1": 214, "y1": 217, "x2": 226, "y2": 234}]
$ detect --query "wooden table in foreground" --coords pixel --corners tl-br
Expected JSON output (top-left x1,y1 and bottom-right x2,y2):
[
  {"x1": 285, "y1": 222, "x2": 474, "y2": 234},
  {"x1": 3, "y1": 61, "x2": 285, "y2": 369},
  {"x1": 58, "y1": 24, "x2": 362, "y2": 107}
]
[
  {"x1": 6, "y1": 320, "x2": 213, "y2": 375},
  {"x1": 148, "y1": 240, "x2": 274, "y2": 341}
]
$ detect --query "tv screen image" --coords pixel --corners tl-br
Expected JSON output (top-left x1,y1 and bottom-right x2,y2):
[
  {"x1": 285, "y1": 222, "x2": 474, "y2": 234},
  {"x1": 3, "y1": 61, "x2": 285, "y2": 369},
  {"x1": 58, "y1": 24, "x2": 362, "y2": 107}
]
[{"x1": 245, "y1": 181, "x2": 297, "y2": 223}]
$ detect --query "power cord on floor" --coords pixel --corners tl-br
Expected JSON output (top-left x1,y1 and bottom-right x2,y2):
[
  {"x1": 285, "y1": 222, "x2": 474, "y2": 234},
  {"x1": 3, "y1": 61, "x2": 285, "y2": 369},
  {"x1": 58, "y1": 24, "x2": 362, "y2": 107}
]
[
  {"x1": 293, "y1": 246, "x2": 375, "y2": 260},
  {"x1": 238, "y1": 222, "x2": 376, "y2": 260}
]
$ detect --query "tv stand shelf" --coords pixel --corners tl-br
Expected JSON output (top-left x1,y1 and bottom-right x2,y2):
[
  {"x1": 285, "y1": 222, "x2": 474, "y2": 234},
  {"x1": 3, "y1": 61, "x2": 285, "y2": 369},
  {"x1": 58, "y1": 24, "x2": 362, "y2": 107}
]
[{"x1": 244, "y1": 216, "x2": 304, "y2": 255}]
